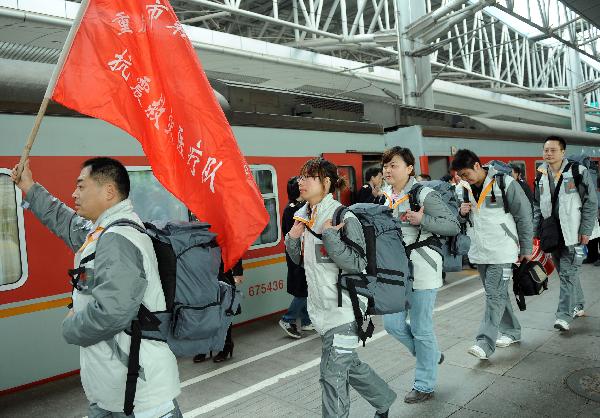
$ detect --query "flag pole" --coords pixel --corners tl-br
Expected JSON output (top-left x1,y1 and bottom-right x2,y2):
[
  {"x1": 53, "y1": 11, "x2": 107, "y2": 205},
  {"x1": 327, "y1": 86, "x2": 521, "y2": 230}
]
[{"x1": 17, "y1": 0, "x2": 91, "y2": 173}]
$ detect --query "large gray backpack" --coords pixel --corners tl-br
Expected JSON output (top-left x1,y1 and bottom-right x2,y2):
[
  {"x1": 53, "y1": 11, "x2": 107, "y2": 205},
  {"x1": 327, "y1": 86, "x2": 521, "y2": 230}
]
[
  {"x1": 97, "y1": 220, "x2": 240, "y2": 415},
  {"x1": 408, "y1": 181, "x2": 470, "y2": 272},
  {"x1": 331, "y1": 203, "x2": 414, "y2": 346}
]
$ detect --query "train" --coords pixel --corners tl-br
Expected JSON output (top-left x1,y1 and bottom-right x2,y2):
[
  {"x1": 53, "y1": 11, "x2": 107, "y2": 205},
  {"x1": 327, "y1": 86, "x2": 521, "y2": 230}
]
[{"x1": 1, "y1": 82, "x2": 600, "y2": 394}]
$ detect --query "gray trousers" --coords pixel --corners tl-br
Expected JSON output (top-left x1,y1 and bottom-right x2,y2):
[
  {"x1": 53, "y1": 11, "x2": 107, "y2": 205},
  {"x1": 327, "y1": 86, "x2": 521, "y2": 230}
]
[
  {"x1": 475, "y1": 264, "x2": 521, "y2": 356},
  {"x1": 320, "y1": 322, "x2": 397, "y2": 418},
  {"x1": 88, "y1": 400, "x2": 182, "y2": 418},
  {"x1": 552, "y1": 245, "x2": 585, "y2": 323}
]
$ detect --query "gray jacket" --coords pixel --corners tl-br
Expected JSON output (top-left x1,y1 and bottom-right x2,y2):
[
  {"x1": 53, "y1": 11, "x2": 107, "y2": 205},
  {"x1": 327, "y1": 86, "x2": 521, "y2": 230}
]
[
  {"x1": 504, "y1": 180, "x2": 534, "y2": 255},
  {"x1": 25, "y1": 184, "x2": 148, "y2": 346},
  {"x1": 24, "y1": 183, "x2": 180, "y2": 411}
]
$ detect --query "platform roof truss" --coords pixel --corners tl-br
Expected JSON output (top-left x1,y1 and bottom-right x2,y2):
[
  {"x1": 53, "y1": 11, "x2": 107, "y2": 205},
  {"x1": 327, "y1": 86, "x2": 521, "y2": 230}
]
[{"x1": 170, "y1": 0, "x2": 600, "y2": 110}]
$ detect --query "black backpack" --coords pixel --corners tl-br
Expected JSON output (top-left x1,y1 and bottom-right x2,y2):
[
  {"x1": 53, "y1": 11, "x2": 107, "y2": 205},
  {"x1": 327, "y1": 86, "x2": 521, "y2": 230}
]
[{"x1": 512, "y1": 260, "x2": 548, "y2": 311}]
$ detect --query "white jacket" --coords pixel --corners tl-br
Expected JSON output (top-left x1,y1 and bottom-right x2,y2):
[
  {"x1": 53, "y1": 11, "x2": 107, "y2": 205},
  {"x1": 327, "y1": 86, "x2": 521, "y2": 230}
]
[
  {"x1": 288, "y1": 194, "x2": 367, "y2": 335},
  {"x1": 382, "y1": 178, "x2": 443, "y2": 290},
  {"x1": 458, "y1": 169, "x2": 522, "y2": 264},
  {"x1": 535, "y1": 161, "x2": 600, "y2": 246}
]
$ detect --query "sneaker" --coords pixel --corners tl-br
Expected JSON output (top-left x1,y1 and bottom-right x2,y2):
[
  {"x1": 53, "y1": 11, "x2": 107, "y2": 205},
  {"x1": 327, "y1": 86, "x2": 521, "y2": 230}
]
[
  {"x1": 496, "y1": 335, "x2": 520, "y2": 348},
  {"x1": 300, "y1": 323, "x2": 315, "y2": 332},
  {"x1": 573, "y1": 306, "x2": 585, "y2": 318},
  {"x1": 467, "y1": 345, "x2": 488, "y2": 360},
  {"x1": 404, "y1": 389, "x2": 434, "y2": 404},
  {"x1": 594, "y1": 259, "x2": 600, "y2": 267},
  {"x1": 554, "y1": 319, "x2": 570, "y2": 331},
  {"x1": 279, "y1": 319, "x2": 302, "y2": 339}
]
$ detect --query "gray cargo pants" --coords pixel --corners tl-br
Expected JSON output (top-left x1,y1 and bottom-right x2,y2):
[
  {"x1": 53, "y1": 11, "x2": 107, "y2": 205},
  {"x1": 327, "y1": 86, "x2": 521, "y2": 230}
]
[
  {"x1": 475, "y1": 264, "x2": 521, "y2": 356},
  {"x1": 552, "y1": 245, "x2": 585, "y2": 323},
  {"x1": 320, "y1": 322, "x2": 397, "y2": 418},
  {"x1": 88, "y1": 400, "x2": 182, "y2": 418}
]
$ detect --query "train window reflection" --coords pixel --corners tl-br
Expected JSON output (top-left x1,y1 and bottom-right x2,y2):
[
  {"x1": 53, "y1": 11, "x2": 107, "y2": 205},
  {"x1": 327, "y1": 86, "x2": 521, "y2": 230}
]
[
  {"x1": 509, "y1": 160, "x2": 527, "y2": 181},
  {"x1": 127, "y1": 168, "x2": 189, "y2": 223},
  {"x1": 253, "y1": 169, "x2": 273, "y2": 194},
  {"x1": 251, "y1": 166, "x2": 281, "y2": 248},
  {"x1": 0, "y1": 171, "x2": 27, "y2": 290}
]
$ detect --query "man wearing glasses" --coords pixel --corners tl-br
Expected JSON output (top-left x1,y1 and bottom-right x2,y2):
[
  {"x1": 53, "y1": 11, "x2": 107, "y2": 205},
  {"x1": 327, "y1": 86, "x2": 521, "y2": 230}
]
[{"x1": 533, "y1": 136, "x2": 600, "y2": 331}]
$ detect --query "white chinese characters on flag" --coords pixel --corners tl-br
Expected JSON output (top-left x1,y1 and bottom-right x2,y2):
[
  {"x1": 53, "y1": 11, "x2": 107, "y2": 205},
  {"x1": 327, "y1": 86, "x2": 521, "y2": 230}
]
[{"x1": 51, "y1": 0, "x2": 269, "y2": 270}]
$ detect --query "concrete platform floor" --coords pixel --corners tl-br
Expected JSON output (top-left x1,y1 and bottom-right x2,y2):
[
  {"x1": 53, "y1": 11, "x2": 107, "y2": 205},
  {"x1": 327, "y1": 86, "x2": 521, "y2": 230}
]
[{"x1": 1, "y1": 266, "x2": 599, "y2": 418}]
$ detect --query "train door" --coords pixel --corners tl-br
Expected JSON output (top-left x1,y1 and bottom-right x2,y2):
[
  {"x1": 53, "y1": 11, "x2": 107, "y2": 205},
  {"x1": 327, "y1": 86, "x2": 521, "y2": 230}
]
[
  {"x1": 361, "y1": 153, "x2": 383, "y2": 182},
  {"x1": 426, "y1": 156, "x2": 450, "y2": 180},
  {"x1": 322, "y1": 153, "x2": 361, "y2": 205}
]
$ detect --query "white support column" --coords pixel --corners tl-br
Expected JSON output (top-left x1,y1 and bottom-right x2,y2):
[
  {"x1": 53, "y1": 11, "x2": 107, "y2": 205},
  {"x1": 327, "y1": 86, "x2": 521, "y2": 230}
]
[
  {"x1": 395, "y1": 0, "x2": 433, "y2": 108},
  {"x1": 567, "y1": 45, "x2": 586, "y2": 131}
]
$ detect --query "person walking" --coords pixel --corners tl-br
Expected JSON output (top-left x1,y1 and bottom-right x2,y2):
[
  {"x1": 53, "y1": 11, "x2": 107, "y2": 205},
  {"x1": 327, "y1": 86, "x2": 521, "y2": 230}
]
[
  {"x1": 286, "y1": 158, "x2": 396, "y2": 418},
  {"x1": 279, "y1": 176, "x2": 313, "y2": 339},
  {"x1": 451, "y1": 150, "x2": 533, "y2": 360}
]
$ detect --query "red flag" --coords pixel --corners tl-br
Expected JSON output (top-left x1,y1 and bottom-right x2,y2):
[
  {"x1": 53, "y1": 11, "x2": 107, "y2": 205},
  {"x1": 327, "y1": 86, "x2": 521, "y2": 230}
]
[{"x1": 51, "y1": 0, "x2": 269, "y2": 269}]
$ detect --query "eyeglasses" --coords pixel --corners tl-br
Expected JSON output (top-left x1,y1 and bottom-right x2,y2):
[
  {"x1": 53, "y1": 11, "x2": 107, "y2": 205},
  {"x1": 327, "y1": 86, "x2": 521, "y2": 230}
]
[{"x1": 297, "y1": 175, "x2": 318, "y2": 182}]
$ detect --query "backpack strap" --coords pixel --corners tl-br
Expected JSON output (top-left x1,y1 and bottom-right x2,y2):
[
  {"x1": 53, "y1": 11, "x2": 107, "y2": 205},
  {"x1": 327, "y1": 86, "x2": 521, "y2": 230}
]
[
  {"x1": 332, "y1": 206, "x2": 366, "y2": 259},
  {"x1": 404, "y1": 184, "x2": 444, "y2": 256},
  {"x1": 304, "y1": 225, "x2": 322, "y2": 240},
  {"x1": 331, "y1": 205, "x2": 369, "y2": 307},
  {"x1": 462, "y1": 186, "x2": 469, "y2": 204},
  {"x1": 345, "y1": 277, "x2": 375, "y2": 347},
  {"x1": 408, "y1": 184, "x2": 423, "y2": 212},
  {"x1": 493, "y1": 174, "x2": 510, "y2": 214},
  {"x1": 549, "y1": 162, "x2": 572, "y2": 213},
  {"x1": 570, "y1": 162, "x2": 588, "y2": 201},
  {"x1": 404, "y1": 235, "x2": 442, "y2": 257},
  {"x1": 124, "y1": 304, "x2": 162, "y2": 415},
  {"x1": 66, "y1": 220, "x2": 147, "y2": 305},
  {"x1": 91, "y1": 219, "x2": 157, "y2": 416},
  {"x1": 535, "y1": 171, "x2": 543, "y2": 191}
]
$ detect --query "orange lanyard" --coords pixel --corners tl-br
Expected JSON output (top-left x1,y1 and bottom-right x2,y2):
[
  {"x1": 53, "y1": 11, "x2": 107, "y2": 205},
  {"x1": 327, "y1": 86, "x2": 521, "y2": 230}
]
[
  {"x1": 77, "y1": 227, "x2": 105, "y2": 253},
  {"x1": 476, "y1": 180, "x2": 495, "y2": 209},
  {"x1": 383, "y1": 192, "x2": 409, "y2": 209}
]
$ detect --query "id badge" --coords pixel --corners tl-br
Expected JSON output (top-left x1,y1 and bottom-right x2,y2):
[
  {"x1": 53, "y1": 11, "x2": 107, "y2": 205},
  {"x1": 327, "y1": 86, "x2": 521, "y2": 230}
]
[
  {"x1": 563, "y1": 177, "x2": 577, "y2": 194},
  {"x1": 398, "y1": 211, "x2": 411, "y2": 225},
  {"x1": 502, "y1": 267, "x2": 512, "y2": 281},
  {"x1": 315, "y1": 243, "x2": 333, "y2": 263}
]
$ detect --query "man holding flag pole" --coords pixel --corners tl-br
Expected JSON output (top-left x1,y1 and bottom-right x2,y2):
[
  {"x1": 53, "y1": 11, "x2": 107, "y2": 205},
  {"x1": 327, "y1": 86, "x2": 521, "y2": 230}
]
[{"x1": 12, "y1": 0, "x2": 269, "y2": 416}]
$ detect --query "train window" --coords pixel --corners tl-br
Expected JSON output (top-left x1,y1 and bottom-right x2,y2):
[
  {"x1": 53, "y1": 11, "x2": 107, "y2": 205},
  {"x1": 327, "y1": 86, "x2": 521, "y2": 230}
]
[
  {"x1": 0, "y1": 170, "x2": 28, "y2": 291},
  {"x1": 250, "y1": 165, "x2": 281, "y2": 248},
  {"x1": 509, "y1": 160, "x2": 526, "y2": 180},
  {"x1": 336, "y1": 166, "x2": 356, "y2": 206},
  {"x1": 126, "y1": 167, "x2": 189, "y2": 222}
]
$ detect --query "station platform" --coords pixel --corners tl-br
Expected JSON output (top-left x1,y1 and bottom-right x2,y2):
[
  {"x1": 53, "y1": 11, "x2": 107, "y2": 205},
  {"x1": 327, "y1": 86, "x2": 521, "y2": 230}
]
[{"x1": 1, "y1": 267, "x2": 599, "y2": 418}]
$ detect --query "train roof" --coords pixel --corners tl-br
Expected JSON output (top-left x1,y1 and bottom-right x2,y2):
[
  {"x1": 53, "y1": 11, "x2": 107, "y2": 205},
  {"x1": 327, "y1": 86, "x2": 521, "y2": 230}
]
[{"x1": 418, "y1": 116, "x2": 600, "y2": 147}]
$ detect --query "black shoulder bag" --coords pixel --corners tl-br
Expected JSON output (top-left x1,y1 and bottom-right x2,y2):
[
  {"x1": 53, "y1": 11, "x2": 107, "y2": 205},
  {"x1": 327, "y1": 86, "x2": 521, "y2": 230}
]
[{"x1": 539, "y1": 164, "x2": 570, "y2": 253}]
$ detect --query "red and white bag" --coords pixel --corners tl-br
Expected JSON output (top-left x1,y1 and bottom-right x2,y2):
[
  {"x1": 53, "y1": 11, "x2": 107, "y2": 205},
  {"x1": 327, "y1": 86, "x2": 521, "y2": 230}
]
[{"x1": 530, "y1": 238, "x2": 555, "y2": 276}]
